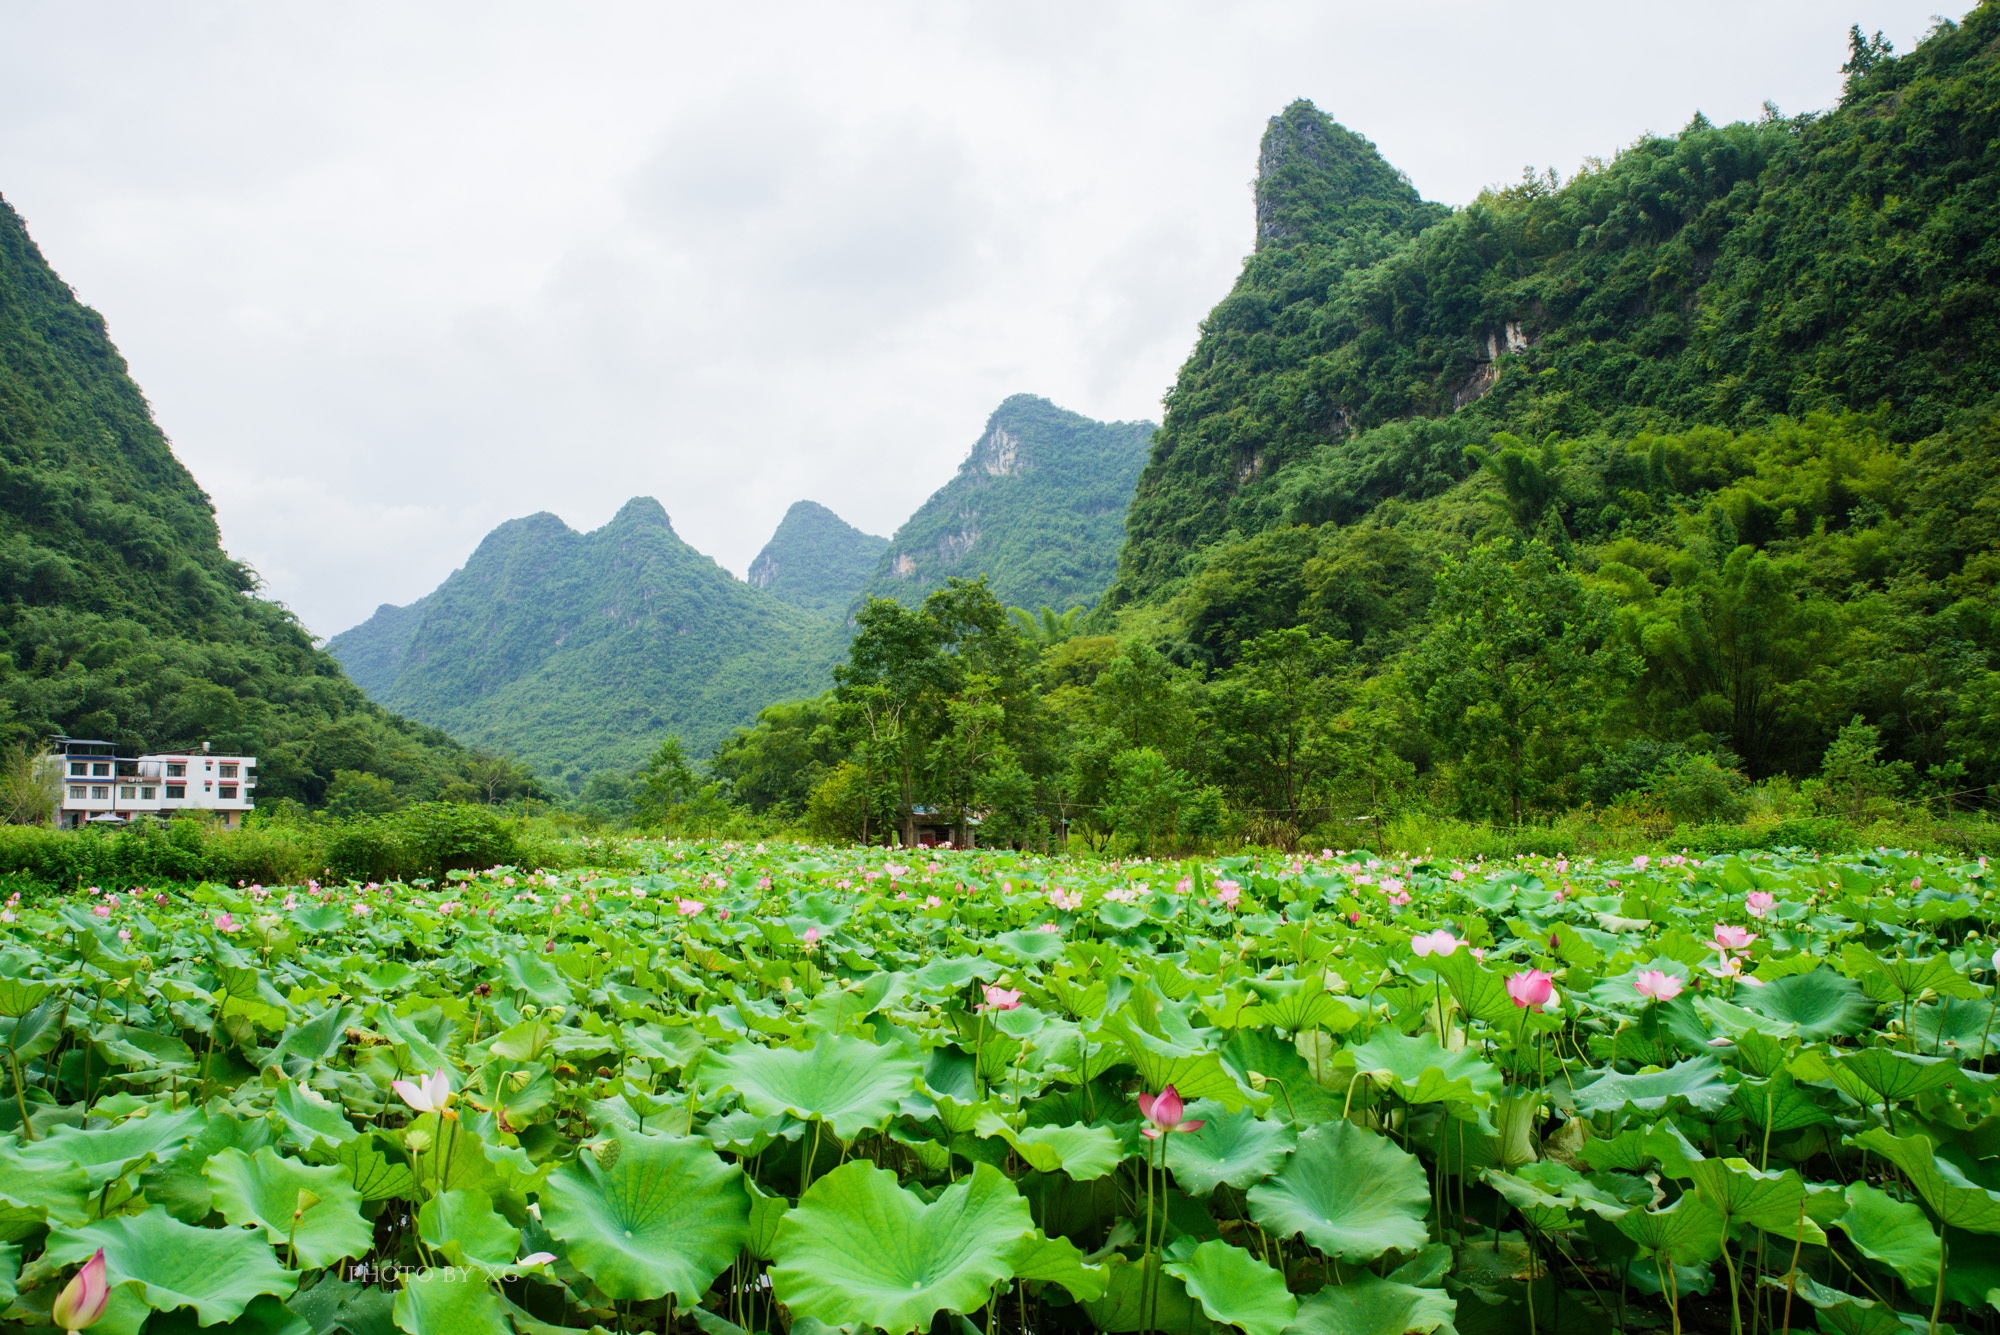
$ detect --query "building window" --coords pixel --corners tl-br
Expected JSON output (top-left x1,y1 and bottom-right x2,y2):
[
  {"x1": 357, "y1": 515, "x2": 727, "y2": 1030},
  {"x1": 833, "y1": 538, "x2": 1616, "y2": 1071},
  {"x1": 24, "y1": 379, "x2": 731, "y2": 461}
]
[
  {"x1": 68, "y1": 785, "x2": 84, "y2": 800},
  {"x1": 165, "y1": 785, "x2": 185, "y2": 799},
  {"x1": 220, "y1": 786, "x2": 238, "y2": 800},
  {"x1": 69, "y1": 761, "x2": 86, "y2": 777},
  {"x1": 220, "y1": 763, "x2": 238, "y2": 778},
  {"x1": 166, "y1": 763, "x2": 185, "y2": 778},
  {"x1": 141, "y1": 786, "x2": 156, "y2": 800},
  {"x1": 119, "y1": 786, "x2": 136, "y2": 800},
  {"x1": 90, "y1": 786, "x2": 109, "y2": 800},
  {"x1": 91, "y1": 763, "x2": 110, "y2": 777}
]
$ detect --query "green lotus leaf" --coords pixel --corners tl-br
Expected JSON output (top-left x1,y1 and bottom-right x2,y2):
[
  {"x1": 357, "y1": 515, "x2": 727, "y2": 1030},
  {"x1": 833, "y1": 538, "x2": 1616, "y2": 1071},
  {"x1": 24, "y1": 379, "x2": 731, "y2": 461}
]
[
  {"x1": 44, "y1": 1207, "x2": 294, "y2": 1325},
  {"x1": 1485, "y1": 1161, "x2": 1648, "y2": 1226},
  {"x1": 1163, "y1": 1238, "x2": 1296, "y2": 1335},
  {"x1": 1612, "y1": 1193, "x2": 1726, "y2": 1266},
  {"x1": 272, "y1": 1079, "x2": 359, "y2": 1150},
  {"x1": 93, "y1": 1025, "x2": 198, "y2": 1073},
  {"x1": 499, "y1": 950, "x2": 574, "y2": 1006},
  {"x1": 418, "y1": 1188, "x2": 520, "y2": 1271},
  {"x1": 390, "y1": 1267, "x2": 507, "y2": 1334},
  {"x1": 1836, "y1": 1182, "x2": 1940, "y2": 1288},
  {"x1": 22, "y1": 1105, "x2": 205, "y2": 1190},
  {"x1": 1246, "y1": 1120, "x2": 1429, "y2": 1263},
  {"x1": 1729, "y1": 1072, "x2": 1837, "y2": 1134},
  {"x1": 743, "y1": 1179, "x2": 790, "y2": 1263},
  {"x1": 1286, "y1": 1275, "x2": 1457, "y2": 1335},
  {"x1": 1574, "y1": 1057, "x2": 1731, "y2": 1115},
  {"x1": 770, "y1": 1161, "x2": 1034, "y2": 1335},
  {"x1": 0, "y1": 975, "x2": 49, "y2": 1017},
  {"x1": 333, "y1": 1134, "x2": 417, "y2": 1202},
  {"x1": 1237, "y1": 977, "x2": 1362, "y2": 1035},
  {"x1": 268, "y1": 1005, "x2": 357, "y2": 1070},
  {"x1": 1762, "y1": 1271, "x2": 1913, "y2": 1335},
  {"x1": 1098, "y1": 1013, "x2": 1259, "y2": 1112},
  {"x1": 205, "y1": 1146, "x2": 373, "y2": 1270},
  {"x1": 146, "y1": 1293, "x2": 310, "y2": 1335},
  {"x1": 0, "y1": 1240, "x2": 16, "y2": 1308},
  {"x1": 1732, "y1": 968, "x2": 1873, "y2": 1040},
  {"x1": 1910, "y1": 996, "x2": 2000, "y2": 1058},
  {"x1": 1165, "y1": 1101, "x2": 1297, "y2": 1195},
  {"x1": 1426, "y1": 948, "x2": 1526, "y2": 1026},
  {"x1": 1218, "y1": 1029, "x2": 1345, "y2": 1124},
  {"x1": 1851, "y1": 1128, "x2": 2000, "y2": 1233},
  {"x1": 1009, "y1": 1230, "x2": 1108, "y2": 1303},
  {"x1": 1834, "y1": 1049, "x2": 1960, "y2": 1104},
  {"x1": 1080, "y1": 1253, "x2": 1203, "y2": 1333},
  {"x1": 1687, "y1": 1158, "x2": 1835, "y2": 1243},
  {"x1": 0, "y1": 1132, "x2": 90, "y2": 1227},
  {"x1": 540, "y1": 1131, "x2": 750, "y2": 1301},
  {"x1": 704, "y1": 1031, "x2": 920, "y2": 1141},
  {"x1": 974, "y1": 1114, "x2": 1122, "y2": 1180},
  {"x1": 1332, "y1": 1028, "x2": 1502, "y2": 1108},
  {"x1": 3, "y1": 994, "x2": 66, "y2": 1062}
]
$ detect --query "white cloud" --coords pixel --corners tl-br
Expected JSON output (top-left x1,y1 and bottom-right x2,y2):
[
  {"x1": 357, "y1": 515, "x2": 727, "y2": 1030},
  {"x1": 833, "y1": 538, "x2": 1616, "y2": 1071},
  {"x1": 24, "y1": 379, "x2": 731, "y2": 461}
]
[{"x1": 0, "y1": 0, "x2": 1947, "y2": 635}]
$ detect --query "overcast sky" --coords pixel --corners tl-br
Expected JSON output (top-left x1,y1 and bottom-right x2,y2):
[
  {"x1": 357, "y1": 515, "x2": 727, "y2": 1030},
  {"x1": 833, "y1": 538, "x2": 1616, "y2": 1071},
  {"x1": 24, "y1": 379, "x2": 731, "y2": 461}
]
[{"x1": 1, "y1": 1, "x2": 1947, "y2": 638}]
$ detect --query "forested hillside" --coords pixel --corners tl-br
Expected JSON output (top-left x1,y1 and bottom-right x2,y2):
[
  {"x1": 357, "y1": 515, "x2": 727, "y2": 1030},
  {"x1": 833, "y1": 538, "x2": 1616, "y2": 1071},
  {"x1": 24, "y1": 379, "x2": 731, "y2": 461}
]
[
  {"x1": 747, "y1": 500, "x2": 887, "y2": 617},
  {"x1": 709, "y1": 12, "x2": 2000, "y2": 848},
  {"x1": 0, "y1": 195, "x2": 498, "y2": 806},
  {"x1": 857, "y1": 395, "x2": 1154, "y2": 615},
  {"x1": 1114, "y1": 16, "x2": 2000, "y2": 600},
  {"x1": 327, "y1": 499, "x2": 845, "y2": 786}
]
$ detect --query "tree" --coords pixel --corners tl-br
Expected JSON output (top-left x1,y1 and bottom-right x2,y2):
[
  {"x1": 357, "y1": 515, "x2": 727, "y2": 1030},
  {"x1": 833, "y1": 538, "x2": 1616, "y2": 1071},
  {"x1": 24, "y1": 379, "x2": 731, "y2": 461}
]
[
  {"x1": 1204, "y1": 627, "x2": 1356, "y2": 837},
  {"x1": 1817, "y1": 716, "x2": 1911, "y2": 821},
  {"x1": 0, "y1": 745, "x2": 59, "y2": 825},
  {"x1": 633, "y1": 736, "x2": 699, "y2": 832},
  {"x1": 1410, "y1": 542, "x2": 1631, "y2": 825}
]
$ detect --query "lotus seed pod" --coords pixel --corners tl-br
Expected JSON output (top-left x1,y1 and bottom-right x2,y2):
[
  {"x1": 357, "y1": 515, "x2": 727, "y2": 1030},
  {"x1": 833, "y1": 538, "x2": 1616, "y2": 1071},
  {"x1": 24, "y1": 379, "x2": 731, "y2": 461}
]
[{"x1": 592, "y1": 1139, "x2": 622, "y2": 1170}]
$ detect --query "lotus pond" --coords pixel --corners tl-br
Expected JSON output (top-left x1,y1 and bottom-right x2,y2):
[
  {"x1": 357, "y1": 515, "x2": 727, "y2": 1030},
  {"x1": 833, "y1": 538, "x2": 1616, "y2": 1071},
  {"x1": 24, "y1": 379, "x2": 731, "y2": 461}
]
[{"x1": 1, "y1": 842, "x2": 1997, "y2": 1335}]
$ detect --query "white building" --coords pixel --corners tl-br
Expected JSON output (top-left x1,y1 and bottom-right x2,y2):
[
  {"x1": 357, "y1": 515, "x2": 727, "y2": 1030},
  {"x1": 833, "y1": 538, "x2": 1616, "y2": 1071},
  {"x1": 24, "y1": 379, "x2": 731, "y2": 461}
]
[{"x1": 48, "y1": 738, "x2": 257, "y2": 830}]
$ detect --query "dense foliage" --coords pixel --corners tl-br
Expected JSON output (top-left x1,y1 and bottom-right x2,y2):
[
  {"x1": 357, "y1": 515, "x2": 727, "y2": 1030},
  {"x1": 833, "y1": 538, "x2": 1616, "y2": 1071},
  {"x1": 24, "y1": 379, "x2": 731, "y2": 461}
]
[
  {"x1": 2, "y1": 840, "x2": 1997, "y2": 1335},
  {"x1": 326, "y1": 500, "x2": 845, "y2": 788},
  {"x1": 858, "y1": 395, "x2": 1155, "y2": 617},
  {"x1": 0, "y1": 197, "x2": 500, "y2": 808},
  {"x1": 1113, "y1": 10, "x2": 2000, "y2": 603},
  {"x1": 746, "y1": 501, "x2": 888, "y2": 619}
]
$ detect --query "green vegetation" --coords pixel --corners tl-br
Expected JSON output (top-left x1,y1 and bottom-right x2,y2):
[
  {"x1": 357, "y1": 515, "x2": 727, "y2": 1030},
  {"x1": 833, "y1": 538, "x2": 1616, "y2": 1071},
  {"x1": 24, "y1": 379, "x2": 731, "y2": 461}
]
[
  {"x1": 1114, "y1": 12, "x2": 2000, "y2": 603},
  {"x1": 0, "y1": 195, "x2": 503, "y2": 807},
  {"x1": 326, "y1": 499, "x2": 846, "y2": 786},
  {"x1": 859, "y1": 394, "x2": 1154, "y2": 615},
  {"x1": 676, "y1": 10, "x2": 1972, "y2": 850},
  {"x1": 2, "y1": 839, "x2": 1997, "y2": 1334},
  {"x1": 746, "y1": 500, "x2": 887, "y2": 617}
]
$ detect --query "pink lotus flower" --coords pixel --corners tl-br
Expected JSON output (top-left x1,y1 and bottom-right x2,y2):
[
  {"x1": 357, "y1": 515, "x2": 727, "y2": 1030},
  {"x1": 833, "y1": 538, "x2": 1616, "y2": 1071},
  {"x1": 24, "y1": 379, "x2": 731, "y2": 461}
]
[
  {"x1": 1506, "y1": 970, "x2": 1556, "y2": 1010},
  {"x1": 1411, "y1": 929, "x2": 1461, "y2": 957},
  {"x1": 1633, "y1": 970, "x2": 1683, "y2": 1002},
  {"x1": 1633, "y1": 855, "x2": 1651, "y2": 871},
  {"x1": 676, "y1": 898, "x2": 704, "y2": 916},
  {"x1": 391, "y1": 1069, "x2": 453, "y2": 1114},
  {"x1": 802, "y1": 927, "x2": 819, "y2": 946},
  {"x1": 1745, "y1": 891, "x2": 1775, "y2": 918},
  {"x1": 1449, "y1": 869, "x2": 1466, "y2": 882},
  {"x1": 52, "y1": 1247, "x2": 108, "y2": 1331},
  {"x1": 981, "y1": 985, "x2": 1023, "y2": 1012},
  {"x1": 1137, "y1": 1084, "x2": 1205, "y2": 1139},
  {"x1": 213, "y1": 913, "x2": 237, "y2": 933},
  {"x1": 1712, "y1": 924, "x2": 1757, "y2": 952},
  {"x1": 1215, "y1": 881, "x2": 1241, "y2": 908}
]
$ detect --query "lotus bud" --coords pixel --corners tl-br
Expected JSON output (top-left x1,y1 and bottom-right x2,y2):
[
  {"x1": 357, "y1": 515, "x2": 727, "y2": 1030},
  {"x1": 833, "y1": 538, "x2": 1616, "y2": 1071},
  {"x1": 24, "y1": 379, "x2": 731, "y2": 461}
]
[{"x1": 52, "y1": 1248, "x2": 109, "y2": 1331}]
